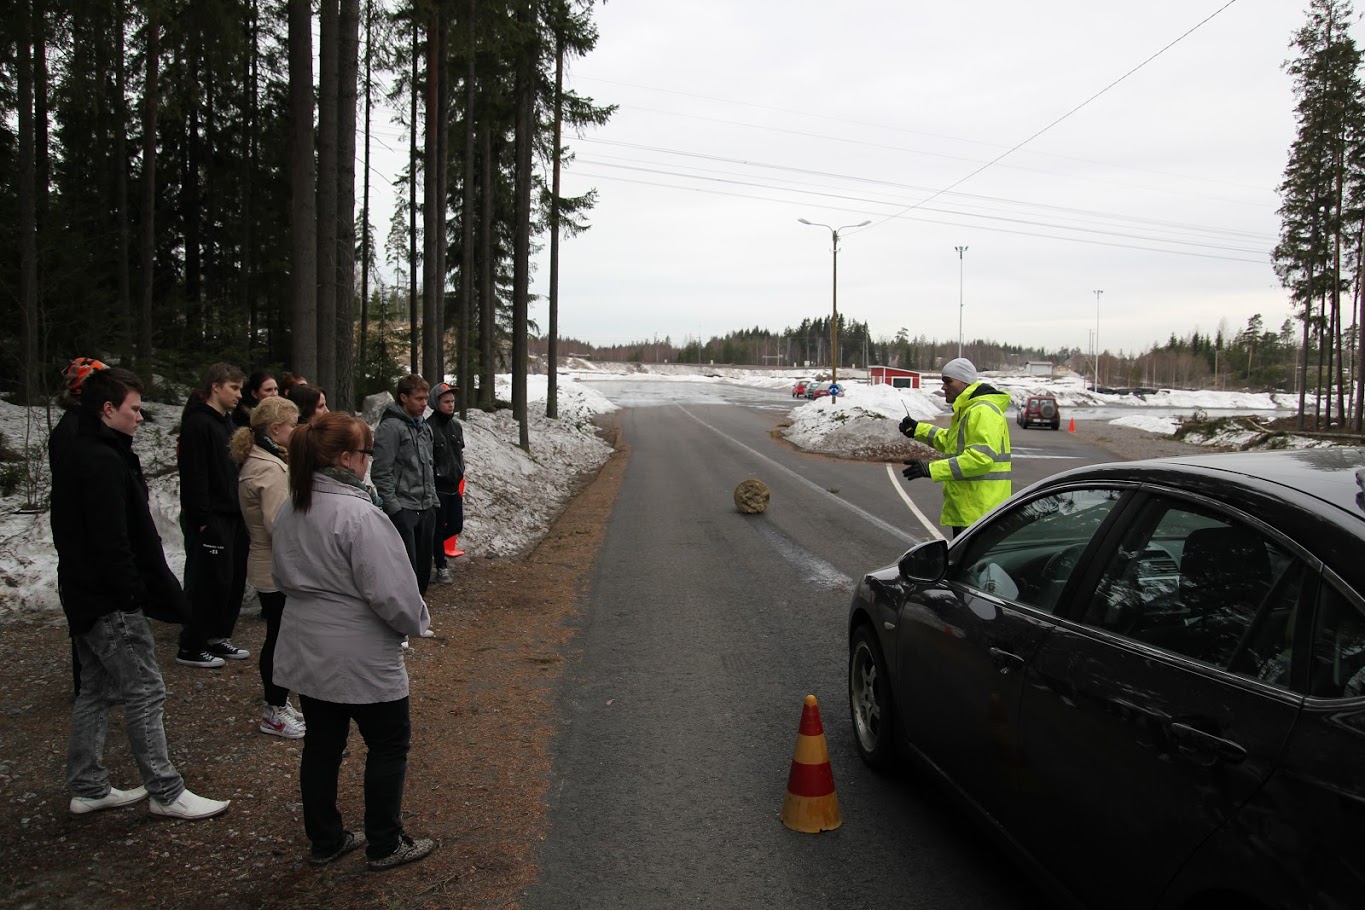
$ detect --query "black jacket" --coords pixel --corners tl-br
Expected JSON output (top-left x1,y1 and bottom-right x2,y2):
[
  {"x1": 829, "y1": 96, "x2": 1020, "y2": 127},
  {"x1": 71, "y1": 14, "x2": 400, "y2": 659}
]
[
  {"x1": 50, "y1": 413, "x2": 190, "y2": 636},
  {"x1": 178, "y1": 401, "x2": 241, "y2": 530},
  {"x1": 48, "y1": 406, "x2": 80, "y2": 477},
  {"x1": 429, "y1": 411, "x2": 465, "y2": 493}
]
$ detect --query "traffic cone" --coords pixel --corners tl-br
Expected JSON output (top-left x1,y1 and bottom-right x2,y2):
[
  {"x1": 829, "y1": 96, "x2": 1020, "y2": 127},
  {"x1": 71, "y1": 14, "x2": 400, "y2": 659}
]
[
  {"x1": 780, "y1": 694, "x2": 842, "y2": 833},
  {"x1": 444, "y1": 535, "x2": 464, "y2": 558},
  {"x1": 1068, "y1": 417, "x2": 1076, "y2": 432}
]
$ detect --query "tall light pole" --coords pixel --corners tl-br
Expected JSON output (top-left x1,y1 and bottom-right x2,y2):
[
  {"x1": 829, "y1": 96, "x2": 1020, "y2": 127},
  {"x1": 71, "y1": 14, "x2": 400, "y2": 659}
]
[
  {"x1": 1093, "y1": 289, "x2": 1103, "y2": 390},
  {"x1": 799, "y1": 218, "x2": 871, "y2": 384},
  {"x1": 955, "y1": 246, "x2": 968, "y2": 357}
]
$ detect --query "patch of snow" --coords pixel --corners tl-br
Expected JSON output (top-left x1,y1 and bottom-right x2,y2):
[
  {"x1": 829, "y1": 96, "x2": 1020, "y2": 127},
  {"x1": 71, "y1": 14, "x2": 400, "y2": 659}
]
[
  {"x1": 1110, "y1": 415, "x2": 1179, "y2": 436},
  {"x1": 0, "y1": 376, "x2": 616, "y2": 622}
]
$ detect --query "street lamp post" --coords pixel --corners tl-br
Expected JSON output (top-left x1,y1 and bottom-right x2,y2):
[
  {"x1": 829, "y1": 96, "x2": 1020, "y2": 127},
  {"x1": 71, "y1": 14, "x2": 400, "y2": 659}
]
[
  {"x1": 955, "y1": 245, "x2": 968, "y2": 357},
  {"x1": 1093, "y1": 289, "x2": 1103, "y2": 390},
  {"x1": 799, "y1": 218, "x2": 871, "y2": 384}
]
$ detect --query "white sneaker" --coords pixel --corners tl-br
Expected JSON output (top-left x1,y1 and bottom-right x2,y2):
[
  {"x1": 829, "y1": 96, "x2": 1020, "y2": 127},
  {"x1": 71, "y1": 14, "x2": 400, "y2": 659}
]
[
  {"x1": 281, "y1": 700, "x2": 306, "y2": 726},
  {"x1": 420, "y1": 628, "x2": 435, "y2": 638},
  {"x1": 435, "y1": 567, "x2": 453, "y2": 584},
  {"x1": 400, "y1": 636, "x2": 410, "y2": 650},
  {"x1": 149, "y1": 788, "x2": 230, "y2": 820},
  {"x1": 69, "y1": 785, "x2": 148, "y2": 815},
  {"x1": 260, "y1": 704, "x2": 306, "y2": 739}
]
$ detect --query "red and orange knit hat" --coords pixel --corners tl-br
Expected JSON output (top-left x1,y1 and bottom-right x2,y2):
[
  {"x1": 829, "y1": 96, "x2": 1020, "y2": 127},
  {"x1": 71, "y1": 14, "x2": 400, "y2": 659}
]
[{"x1": 62, "y1": 357, "x2": 109, "y2": 396}]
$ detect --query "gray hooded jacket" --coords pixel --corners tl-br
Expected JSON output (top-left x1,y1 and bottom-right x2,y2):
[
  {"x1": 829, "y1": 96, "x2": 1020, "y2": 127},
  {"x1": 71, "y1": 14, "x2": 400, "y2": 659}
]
[{"x1": 372, "y1": 403, "x2": 437, "y2": 515}]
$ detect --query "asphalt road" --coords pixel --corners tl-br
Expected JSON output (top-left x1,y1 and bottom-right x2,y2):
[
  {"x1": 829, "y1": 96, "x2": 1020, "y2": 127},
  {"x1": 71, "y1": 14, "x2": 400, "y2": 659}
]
[{"x1": 524, "y1": 383, "x2": 1118, "y2": 909}]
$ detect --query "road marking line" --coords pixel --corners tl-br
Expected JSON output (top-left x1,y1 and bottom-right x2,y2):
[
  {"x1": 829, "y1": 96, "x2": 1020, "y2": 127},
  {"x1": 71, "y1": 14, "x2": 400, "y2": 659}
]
[
  {"x1": 677, "y1": 406, "x2": 919, "y2": 545},
  {"x1": 885, "y1": 464, "x2": 945, "y2": 541}
]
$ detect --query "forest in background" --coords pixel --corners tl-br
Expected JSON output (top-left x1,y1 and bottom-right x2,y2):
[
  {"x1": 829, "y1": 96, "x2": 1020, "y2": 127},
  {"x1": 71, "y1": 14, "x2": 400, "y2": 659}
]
[{"x1": 1, "y1": 0, "x2": 611, "y2": 451}]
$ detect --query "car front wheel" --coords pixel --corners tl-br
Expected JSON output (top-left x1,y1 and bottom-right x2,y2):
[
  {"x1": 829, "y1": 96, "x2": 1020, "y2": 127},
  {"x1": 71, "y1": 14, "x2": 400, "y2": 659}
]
[{"x1": 849, "y1": 624, "x2": 897, "y2": 771}]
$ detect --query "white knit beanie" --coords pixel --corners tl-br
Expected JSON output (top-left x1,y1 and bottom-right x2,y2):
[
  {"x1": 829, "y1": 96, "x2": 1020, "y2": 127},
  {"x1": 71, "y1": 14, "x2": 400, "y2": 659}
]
[{"x1": 941, "y1": 357, "x2": 977, "y2": 384}]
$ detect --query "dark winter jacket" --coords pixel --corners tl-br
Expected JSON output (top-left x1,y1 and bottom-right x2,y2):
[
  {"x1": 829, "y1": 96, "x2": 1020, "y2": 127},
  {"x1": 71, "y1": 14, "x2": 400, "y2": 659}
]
[
  {"x1": 373, "y1": 405, "x2": 437, "y2": 515},
  {"x1": 178, "y1": 401, "x2": 242, "y2": 531},
  {"x1": 50, "y1": 413, "x2": 190, "y2": 636},
  {"x1": 429, "y1": 411, "x2": 465, "y2": 493},
  {"x1": 48, "y1": 406, "x2": 81, "y2": 477}
]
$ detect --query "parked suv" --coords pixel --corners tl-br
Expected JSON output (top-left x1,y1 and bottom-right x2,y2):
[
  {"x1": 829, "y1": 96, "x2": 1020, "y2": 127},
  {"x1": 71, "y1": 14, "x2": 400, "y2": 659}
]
[{"x1": 1017, "y1": 394, "x2": 1060, "y2": 430}]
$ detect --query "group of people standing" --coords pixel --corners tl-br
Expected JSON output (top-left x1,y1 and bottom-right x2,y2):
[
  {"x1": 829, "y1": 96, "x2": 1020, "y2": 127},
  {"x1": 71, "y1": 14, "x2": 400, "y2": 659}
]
[{"x1": 50, "y1": 360, "x2": 459, "y2": 871}]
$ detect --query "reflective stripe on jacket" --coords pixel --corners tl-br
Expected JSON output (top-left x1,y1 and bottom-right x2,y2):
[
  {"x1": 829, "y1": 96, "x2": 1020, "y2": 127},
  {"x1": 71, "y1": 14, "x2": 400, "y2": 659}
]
[{"x1": 912, "y1": 381, "x2": 1013, "y2": 527}]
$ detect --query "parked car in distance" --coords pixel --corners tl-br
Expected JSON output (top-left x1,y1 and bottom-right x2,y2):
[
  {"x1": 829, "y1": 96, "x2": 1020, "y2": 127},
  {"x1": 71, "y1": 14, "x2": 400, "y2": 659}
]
[
  {"x1": 1017, "y1": 394, "x2": 1060, "y2": 430},
  {"x1": 792, "y1": 379, "x2": 813, "y2": 398},
  {"x1": 807, "y1": 381, "x2": 832, "y2": 399},
  {"x1": 847, "y1": 448, "x2": 1365, "y2": 910}
]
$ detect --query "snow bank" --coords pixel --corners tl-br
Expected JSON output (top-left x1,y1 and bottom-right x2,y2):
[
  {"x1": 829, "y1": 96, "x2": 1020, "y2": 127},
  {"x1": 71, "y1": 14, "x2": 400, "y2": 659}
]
[{"x1": 0, "y1": 376, "x2": 616, "y2": 621}]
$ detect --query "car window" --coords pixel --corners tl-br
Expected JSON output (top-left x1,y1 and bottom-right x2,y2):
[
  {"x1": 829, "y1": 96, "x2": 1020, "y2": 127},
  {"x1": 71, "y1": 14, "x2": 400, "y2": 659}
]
[
  {"x1": 1308, "y1": 579, "x2": 1365, "y2": 700},
  {"x1": 950, "y1": 488, "x2": 1122, "y2": 613},
  {"x1": 1081, "y1": 496, "x2": 1308, "y2": 684}
]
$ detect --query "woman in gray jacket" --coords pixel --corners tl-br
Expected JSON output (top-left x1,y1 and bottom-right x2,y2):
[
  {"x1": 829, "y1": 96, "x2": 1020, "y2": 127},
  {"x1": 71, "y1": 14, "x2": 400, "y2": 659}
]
[{"x1": 271, "y1": 413, "x2": 436, "y2": 871}]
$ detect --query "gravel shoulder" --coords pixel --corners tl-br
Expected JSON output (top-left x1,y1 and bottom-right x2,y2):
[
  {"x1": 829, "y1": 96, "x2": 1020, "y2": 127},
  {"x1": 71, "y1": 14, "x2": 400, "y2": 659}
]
[{"x1": 0, "y1": 420, "x2": 629, "y2": 910}]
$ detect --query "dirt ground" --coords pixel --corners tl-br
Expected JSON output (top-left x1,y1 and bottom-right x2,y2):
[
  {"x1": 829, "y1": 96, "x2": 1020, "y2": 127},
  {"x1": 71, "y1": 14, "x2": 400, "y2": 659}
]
[
  {"x1": 0, "y1": 421, "x2": 629, "y2": 910},
  {"x1": 0, "y1": 415, "x2": 1211, "y2": 910}
]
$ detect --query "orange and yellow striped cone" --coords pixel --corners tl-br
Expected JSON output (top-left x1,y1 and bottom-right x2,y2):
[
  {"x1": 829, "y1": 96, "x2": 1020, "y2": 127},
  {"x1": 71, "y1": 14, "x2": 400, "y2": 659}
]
[{"x1": 780, "y1": 694, "x2": 842, "y2": 833}]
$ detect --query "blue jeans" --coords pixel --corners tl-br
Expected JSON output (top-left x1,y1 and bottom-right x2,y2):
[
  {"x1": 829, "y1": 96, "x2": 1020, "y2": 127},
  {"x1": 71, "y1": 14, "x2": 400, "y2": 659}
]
[
  {"x1": 68, "y1": 611, "x2": 184, "y2": 803},
  {"x1": 299, "y1": 695, "x2": 411, "y2": 860}
]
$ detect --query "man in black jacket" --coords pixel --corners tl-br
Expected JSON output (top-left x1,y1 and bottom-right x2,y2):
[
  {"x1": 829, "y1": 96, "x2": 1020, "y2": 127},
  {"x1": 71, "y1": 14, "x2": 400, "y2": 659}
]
[
  {"x1": 429, "y1": 382, "x2": 465, "y2": 584},
  {"x1": 52, "y1": 367, "x2": 229, "y2": 820},
  {"x1": 49, "y1": 356, "x2": 107, "y2": 697},
  {"x1": 176, "y1": 362, "x2": 250, "y2": 668}
]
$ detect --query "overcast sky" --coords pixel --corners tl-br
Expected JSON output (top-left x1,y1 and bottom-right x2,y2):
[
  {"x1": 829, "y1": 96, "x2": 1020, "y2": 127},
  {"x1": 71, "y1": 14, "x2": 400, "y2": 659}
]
[
  {"x1": 365, "y1": 0, "x2": 1331, "y2": 359},
  {"x1": 533, "y1": 0, "x2": 1343, "y2": 360}
]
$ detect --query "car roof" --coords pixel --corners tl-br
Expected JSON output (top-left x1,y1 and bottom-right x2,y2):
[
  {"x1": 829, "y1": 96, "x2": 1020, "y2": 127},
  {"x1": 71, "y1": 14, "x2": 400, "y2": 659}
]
[
  {"x1": 1041, "y1": 448, "x2": 1365, "y2": 522},
  {"x1": 1144, "y1": 449, "x2": 1365, "y2": 517}
]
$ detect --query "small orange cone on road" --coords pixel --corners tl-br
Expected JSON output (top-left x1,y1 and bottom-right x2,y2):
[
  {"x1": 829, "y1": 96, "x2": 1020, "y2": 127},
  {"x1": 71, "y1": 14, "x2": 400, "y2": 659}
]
[
  {"x1": 1068, "y1": 417, "x2": 1076, "y2": 432},
  {"x1": 781, "y1": 694, "x2": 842, "y2": 833}
]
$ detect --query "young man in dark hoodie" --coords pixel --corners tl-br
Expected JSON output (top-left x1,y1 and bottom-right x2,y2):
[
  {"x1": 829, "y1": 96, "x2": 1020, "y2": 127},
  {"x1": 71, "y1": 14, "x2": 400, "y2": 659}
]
[
  {"x1": 52, "y1": 367, "x2": 229, "y2": 820},
  {"x1": 177, "y1": 362, "x2": 251, "y2": 668},
  {"x1": 428, "y1": 382, "x2": 465, "y2": 585},
  {"x1": 49, "y1": 357, "x2": 108, "y2": 697}
]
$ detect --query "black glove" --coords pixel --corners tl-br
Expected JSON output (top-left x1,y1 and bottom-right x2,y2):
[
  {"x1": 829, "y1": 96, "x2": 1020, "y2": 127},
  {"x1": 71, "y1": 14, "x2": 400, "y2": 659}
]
[
  {"x1": 898, "y1": 416, "x2": 918, "y2": 437},
  {"x1": 901, "y1": 460, "x2": 930, "y2": 481}
]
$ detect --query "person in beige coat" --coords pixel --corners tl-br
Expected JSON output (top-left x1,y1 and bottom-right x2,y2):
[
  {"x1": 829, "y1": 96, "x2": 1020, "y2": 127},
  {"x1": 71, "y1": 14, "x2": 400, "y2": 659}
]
[
  {"x1": 230, "y1": 395, "x2": 305, "y2": 739},
  {"x1": 271, "y1": 413, "x2": 435, "y2": 871}
]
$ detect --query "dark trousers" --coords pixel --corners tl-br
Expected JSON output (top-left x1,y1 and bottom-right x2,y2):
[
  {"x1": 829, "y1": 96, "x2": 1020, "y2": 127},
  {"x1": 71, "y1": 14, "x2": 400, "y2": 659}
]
[
  {"x1": 179, "y1": 515, "x2": 248, "y2": 652},
  {"x1": 432, "y1": 491, "x2": 463, "y2": 570},
  {"x1": 258, "y1": 591, "x2": 288, "y2": 706},
  {"x1": 390, "y1": 506, "x2": 436, "y2": 594},
  {"x1": 299, "y1": 695, "x2": 411, "y2": 860}
]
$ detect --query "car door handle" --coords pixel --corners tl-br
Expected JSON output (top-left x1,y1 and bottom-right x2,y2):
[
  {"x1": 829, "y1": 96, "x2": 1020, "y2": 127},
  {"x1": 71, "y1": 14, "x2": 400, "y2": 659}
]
[
  {"x1": 1168, "y1": 722, "x2": 1247, "y2": 765},
  {"x1": 988, "y1": 647, "x2": 1025, "y2": 675}
]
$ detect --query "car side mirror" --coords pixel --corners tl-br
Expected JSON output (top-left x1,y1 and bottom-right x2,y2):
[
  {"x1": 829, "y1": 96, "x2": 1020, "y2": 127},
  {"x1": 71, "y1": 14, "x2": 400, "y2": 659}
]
[{"x1": 898, "y1": 539, "x2": 948, "y2": 585}]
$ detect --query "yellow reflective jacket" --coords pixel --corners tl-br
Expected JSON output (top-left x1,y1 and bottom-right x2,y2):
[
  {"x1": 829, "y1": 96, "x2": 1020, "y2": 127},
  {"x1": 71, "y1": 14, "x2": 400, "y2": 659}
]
[{"x1": 911, "y1": 381, "x2": 1013, "y2": 527}]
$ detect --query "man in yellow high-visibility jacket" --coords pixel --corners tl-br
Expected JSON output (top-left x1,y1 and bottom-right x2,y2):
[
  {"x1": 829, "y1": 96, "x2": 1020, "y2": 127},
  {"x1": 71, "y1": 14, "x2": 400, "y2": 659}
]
[{"x1": 898, "y1": 358, "x2": 1012, "y2": 537}]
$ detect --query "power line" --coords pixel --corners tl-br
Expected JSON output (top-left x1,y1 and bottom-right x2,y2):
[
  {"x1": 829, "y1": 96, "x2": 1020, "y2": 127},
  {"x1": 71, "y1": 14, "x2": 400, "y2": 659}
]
[
  {"x1": 574, "y1": 72, "x2": 1271, "y2": 195},
  {"x1": 860, "y1": 0, "x2": 1244, "y2": 234},
  {"x1": 575, "y1": 141, "x2": 1276, "y2": 243},
  {"x1": 567, "y1": 168, "x2": 1268, "y2": 264}
]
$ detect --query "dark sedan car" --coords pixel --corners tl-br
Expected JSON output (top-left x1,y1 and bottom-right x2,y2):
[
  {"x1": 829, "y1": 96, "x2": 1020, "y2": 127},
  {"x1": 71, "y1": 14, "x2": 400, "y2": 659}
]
[{"x1": 847, "y1": 449, "x2": 1365, "y2": 910}]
